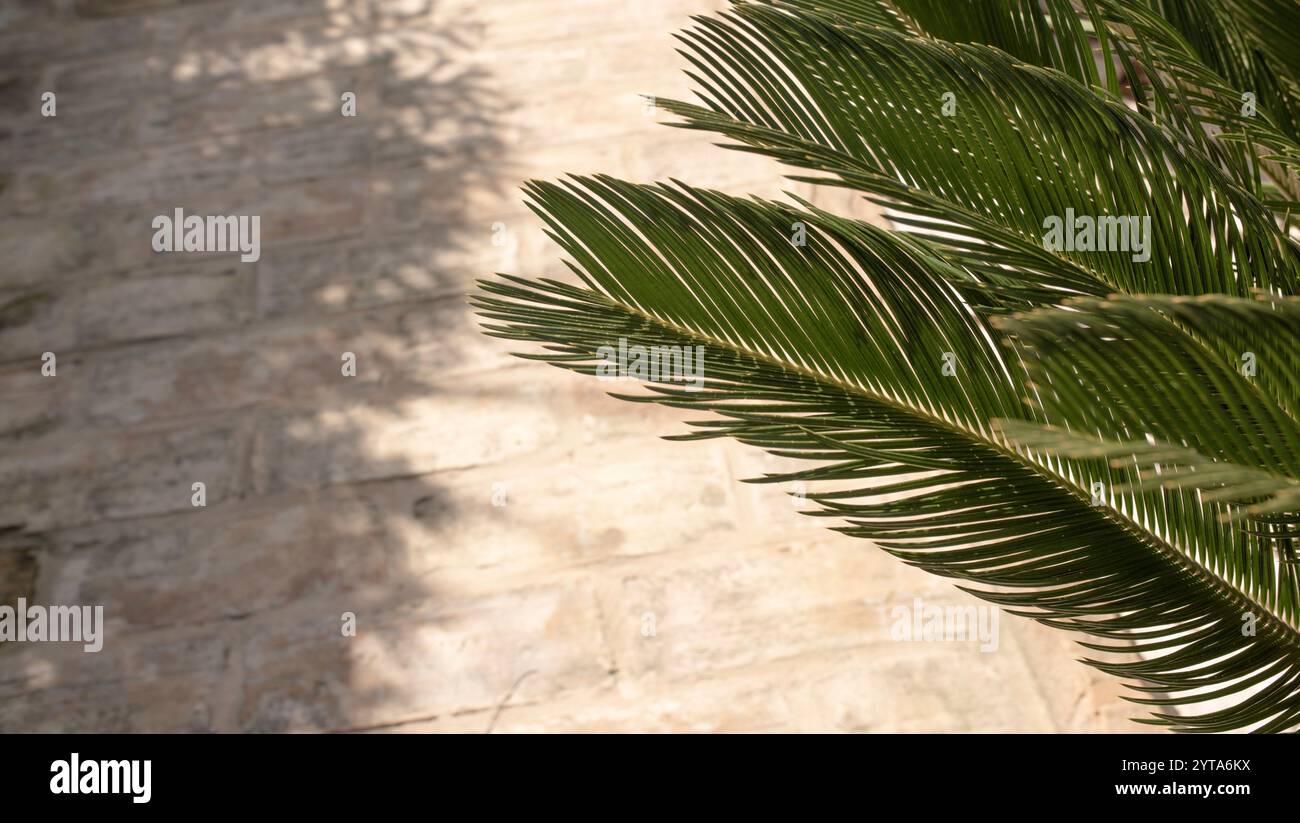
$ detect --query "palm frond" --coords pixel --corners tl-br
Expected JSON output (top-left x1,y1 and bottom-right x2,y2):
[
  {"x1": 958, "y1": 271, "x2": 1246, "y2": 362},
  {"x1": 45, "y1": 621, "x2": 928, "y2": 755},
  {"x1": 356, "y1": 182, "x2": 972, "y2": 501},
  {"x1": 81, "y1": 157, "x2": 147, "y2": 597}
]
[
  {"x1": 1153, "y1": 0, "x2": 1300, "y2": 142},
  {"x1": 996, "y1": 295, "x2": 1300, "y2": 476},
  {"x1": 753, "y1": 0, "x2": 1300, "y2": 210},
  {"x1": 474, "y1": 179, "x2": 1300, "y2": 731},
  {"x1": 659, "y1": 4, "x2": 1300, "y2": 305},
  {"x1": 994, "y1": 419, "x2": 1300, "y2": 524},
  {"x1": 474, "y1": 0, "x2": 1300, "y2": 732},
  {"x1": 993, "y1": 292, "x2": 1300, "y2": 622}
]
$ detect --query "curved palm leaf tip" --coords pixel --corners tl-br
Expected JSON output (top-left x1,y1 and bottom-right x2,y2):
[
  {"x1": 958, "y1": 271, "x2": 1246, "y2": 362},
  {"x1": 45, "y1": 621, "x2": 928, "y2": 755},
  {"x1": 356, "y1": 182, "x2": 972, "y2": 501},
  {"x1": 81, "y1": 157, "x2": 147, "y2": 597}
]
[{"x1": 473, "y1": 0, "x2": 1300, "y2": 731}]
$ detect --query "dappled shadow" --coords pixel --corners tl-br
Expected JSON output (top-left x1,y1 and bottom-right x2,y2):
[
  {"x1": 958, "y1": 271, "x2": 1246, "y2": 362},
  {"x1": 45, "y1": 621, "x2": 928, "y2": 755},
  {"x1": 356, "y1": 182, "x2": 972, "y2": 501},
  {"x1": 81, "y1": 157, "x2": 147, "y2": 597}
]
[{"x1": 0, "y1": 0, "x2": 519, "y2": 731}]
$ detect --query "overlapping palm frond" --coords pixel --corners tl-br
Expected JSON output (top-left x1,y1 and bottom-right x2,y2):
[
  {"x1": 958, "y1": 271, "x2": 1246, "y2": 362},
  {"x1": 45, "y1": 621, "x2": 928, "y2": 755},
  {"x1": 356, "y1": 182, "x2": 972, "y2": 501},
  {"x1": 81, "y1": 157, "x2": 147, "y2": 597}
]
[
  {"x1": 1150, "y1": 0, "x2": 1300, "y2": 169},
  {"x1": 473, "y1": 0, "x2": 1300, "y2": 731},
  {"x1": 763, "y1": 0, "x2": 1300, "y2": 211},
  {"x1": 996, "y1": 418, "x2": 1300, "y2": 523},
  {"x1": 992, "y1": 295, "x2": 1300, "y2": 617},
  {"x1": 657, "y1": 3, "x2": 1300, "y2": 304}
]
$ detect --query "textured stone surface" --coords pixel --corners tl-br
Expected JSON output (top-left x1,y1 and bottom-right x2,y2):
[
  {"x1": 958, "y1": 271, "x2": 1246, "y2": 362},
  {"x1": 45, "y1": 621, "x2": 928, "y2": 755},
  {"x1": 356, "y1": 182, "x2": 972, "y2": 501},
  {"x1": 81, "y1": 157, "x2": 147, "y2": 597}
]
[{"x1": 0, "y1": 0, "x2": 1157, "y2": 732}]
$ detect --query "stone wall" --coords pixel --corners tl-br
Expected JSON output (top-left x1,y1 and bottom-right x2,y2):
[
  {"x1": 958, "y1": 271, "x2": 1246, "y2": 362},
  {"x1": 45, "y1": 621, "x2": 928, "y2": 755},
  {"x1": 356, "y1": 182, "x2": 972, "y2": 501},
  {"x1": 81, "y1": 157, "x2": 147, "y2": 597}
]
[{"x1": 0, "y1": 0, "x2": 1150, "y2": 732}]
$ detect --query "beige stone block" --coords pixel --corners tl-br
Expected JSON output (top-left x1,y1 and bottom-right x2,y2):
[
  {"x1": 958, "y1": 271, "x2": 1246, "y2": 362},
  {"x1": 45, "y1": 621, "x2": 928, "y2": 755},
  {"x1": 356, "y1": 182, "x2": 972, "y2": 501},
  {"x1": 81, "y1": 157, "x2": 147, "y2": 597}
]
[
  {"x1": 236, "y1": 581, "x2": 612, "y2": 730},
  {"x1": 42, "y1": 492, "x2": 390, "y2": 629},
  {"x1": 0, "y1": 419, "x2": 247, "y2": 529}
]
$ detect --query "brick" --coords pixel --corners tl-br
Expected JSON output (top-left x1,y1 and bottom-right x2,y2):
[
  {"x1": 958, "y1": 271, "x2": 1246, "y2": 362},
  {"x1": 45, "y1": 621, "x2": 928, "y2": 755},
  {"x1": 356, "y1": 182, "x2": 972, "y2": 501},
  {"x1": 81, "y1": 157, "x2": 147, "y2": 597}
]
[
  {"x1": 0, "y1": 357, "x2": 78, "y2": 438},
  {"x1": 249, "y1": 357, "x2": 627, "y2": 495},
  {"x1": 0, "y1": 627, "x2": 229, "y2": 731},
  {"x1": 236, "y1": 581, "x2": 612, "y2": 731},
  {"x1": 4, "y1": 100, "x2": 137, "y2": 178},
  {"x1": 0, "y1": 170, "x2": 393, "y2": 283},
  {"x1": 74, "y1": 0, "x2": 199, "y2": 18},
  {"x1": 39, "y1": 490, "x2": 390, "y2": 629},
  {"x1": 393, "y1": 673, "x2": 795, "y2": 733},
  {"x1": 251, "y1": 121, "x2": 370, "y2": 185},
  {"x1": 0, "y1": 676, "x2": 222, "y2": 732},
  {"x1": 0, "y1": 528, "x2": 41, "y2": 608},
  {"x1": 0, "y1": 13, "x2": 146, "y2": 71},
  {"x1": 135, "y1": 67, "x2": 372, "y2": 145},
  {"x1": 0, "y1": 419, "x2": 247, "y2": 529},
  {"x1": 46, "y1": 20, "x2": 369, "y2": 100},
  {"x1": 256, "y1": 231, "x2": 467, "y2": 318},
  {"x1": 591, "y1": 536, "x2": 903, "y2": 682},
  {"x1": 8, "y1": 133, "x2": 259, "y2": 213},
  {"x1": 0, "y1": 216, "x2": 99, "y2": 288},
  {"x1": 376, "y1": 439, "x2": 761, "y2": 577},
  {"x1": 0, "y1": 290, "x2": 76, "y2": 365},
  {"x1": 0, "y1": 262, "x2": 253, "y2": 360},
  {"x1": 80, "y1": 264, "x2": 254, "y2": 345},
  {"x1": 84, "y1": 297, "x2": 498, "y2": 425}
]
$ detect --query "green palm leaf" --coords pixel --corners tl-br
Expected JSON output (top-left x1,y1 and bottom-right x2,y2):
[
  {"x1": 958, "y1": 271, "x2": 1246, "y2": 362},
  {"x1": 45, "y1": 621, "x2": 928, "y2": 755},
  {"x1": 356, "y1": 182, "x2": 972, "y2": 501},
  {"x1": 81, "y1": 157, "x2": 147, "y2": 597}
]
[
  {"x1": 475, "y1": 179, "x2": 1300, "y2": 732},
  {"x1": 995, "y1": 294, "x2": 1300, "y2": 475},
  {"x1": 763, "y1": 0, "x2": 1300, "y2": 209},
  {"x1": 473, "y1": 0, "x2": 1300, "y2": 731},
  {"x1": 657, "y1": 4, "x2": 1300, "y2": 306},
  {"x1": 994, "y1": 420, "x2": 1300, "y2": 524},
  {"x1": 992, "y1": 293, "x2": 1300, "y2": 624}
]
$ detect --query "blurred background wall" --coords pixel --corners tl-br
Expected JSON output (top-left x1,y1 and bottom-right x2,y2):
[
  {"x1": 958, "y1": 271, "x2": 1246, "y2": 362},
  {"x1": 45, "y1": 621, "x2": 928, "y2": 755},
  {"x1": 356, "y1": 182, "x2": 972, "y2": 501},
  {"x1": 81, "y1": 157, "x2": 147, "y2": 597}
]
[{"x1": 0, "y1": 0, "x2": 1147, "y2": 732}]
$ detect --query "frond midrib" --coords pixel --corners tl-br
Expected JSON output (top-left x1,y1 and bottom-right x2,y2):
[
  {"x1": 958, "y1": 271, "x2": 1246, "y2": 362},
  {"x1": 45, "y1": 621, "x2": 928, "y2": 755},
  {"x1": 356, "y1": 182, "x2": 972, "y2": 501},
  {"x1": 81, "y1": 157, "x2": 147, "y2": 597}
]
[{"x1": 567, "y1": 282, "x2": 1300, "y2": 653}]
